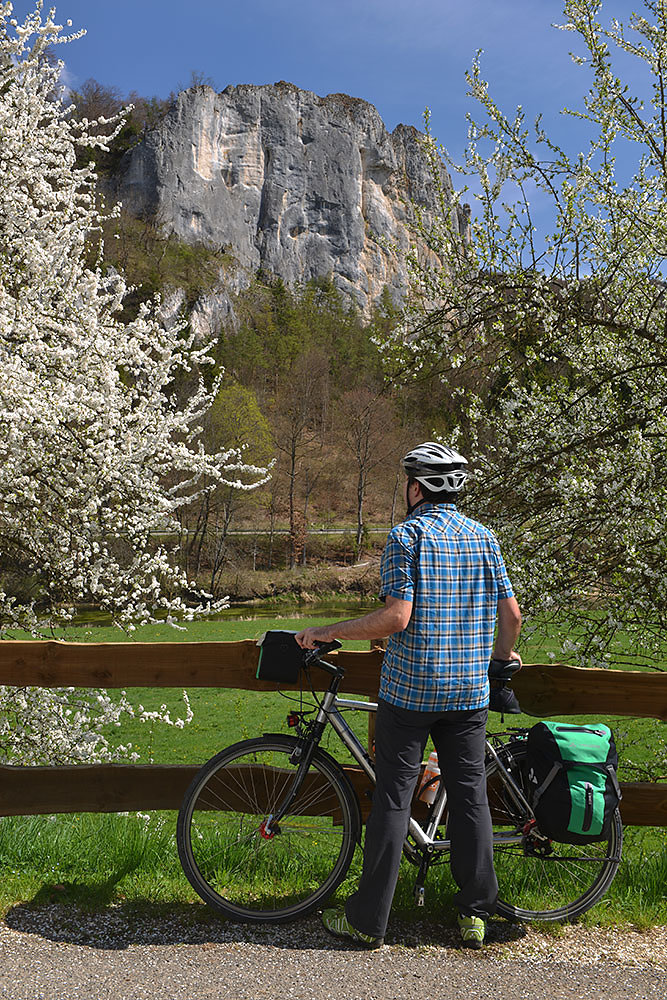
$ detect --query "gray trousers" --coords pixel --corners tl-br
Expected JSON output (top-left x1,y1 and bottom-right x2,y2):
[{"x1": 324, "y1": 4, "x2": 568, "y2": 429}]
[{"x1": 345, "y1": 700, "x2": 498, "y2": 938}]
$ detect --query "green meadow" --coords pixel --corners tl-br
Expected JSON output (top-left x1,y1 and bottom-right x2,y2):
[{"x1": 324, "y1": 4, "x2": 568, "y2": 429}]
[{"x1": 0, "y1": 607, "x2": 664, "y2": 927}]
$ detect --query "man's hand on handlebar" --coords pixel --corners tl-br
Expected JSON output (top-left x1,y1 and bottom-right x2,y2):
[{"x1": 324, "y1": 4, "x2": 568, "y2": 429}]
[{"x1": 295, "y1": 625, "x2": 337, "y2": 649}]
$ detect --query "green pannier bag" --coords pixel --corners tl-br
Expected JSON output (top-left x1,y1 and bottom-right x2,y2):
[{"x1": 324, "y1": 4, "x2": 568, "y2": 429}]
[{"x1": 526, "y1": 721, "x2": 622, "y2": 844}]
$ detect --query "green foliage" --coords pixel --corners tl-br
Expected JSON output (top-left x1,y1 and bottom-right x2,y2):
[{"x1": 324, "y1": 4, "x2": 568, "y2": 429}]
[
  {"x1": 205, "y1": 382, "x2": 273, "y2": 463},
  {"x1": 219, "y1": 277, "x2": 383, "y2": 400}
]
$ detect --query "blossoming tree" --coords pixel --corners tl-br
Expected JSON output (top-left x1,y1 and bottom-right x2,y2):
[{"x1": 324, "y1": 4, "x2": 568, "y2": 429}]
[
  {"x1": 0, "y1": 3, "x2": 267, "y2": 760},
  {"x1": 386, "y1": 0, "x2": 667, "y2": 668}
]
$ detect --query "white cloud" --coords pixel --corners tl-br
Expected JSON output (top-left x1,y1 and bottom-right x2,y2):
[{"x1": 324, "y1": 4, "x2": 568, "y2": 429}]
[{"x1": 57, "y1": 60, "x2": 79, "y2": 98}]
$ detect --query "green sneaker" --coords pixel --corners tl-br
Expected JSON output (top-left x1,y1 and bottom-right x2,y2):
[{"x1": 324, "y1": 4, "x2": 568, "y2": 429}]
[
  {"x1": 321, "y1": 907, "x2": 383, "y2": 949},
  {"x1": 457, "y1": 912, "x2": 486, "y2": 950}
]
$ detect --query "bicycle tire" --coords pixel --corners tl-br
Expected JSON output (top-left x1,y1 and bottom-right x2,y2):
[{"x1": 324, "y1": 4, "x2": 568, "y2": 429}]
[
  {"x1": 487, "y1": 740, "x2": 623, "y2": 922},
  {"x1": 177, "y1": 734, "x2": 361, "y2": 923}
]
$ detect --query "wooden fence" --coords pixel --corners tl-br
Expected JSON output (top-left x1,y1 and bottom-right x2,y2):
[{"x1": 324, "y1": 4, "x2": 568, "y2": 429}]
[{"x1": 0, "y1": 639, "x2": 666, "y2": 826}]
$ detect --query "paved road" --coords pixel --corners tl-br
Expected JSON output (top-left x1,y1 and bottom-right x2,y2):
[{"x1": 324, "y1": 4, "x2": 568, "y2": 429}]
[{"x1": 0, "y1": 907, "x2": 664, "y2": 1000}]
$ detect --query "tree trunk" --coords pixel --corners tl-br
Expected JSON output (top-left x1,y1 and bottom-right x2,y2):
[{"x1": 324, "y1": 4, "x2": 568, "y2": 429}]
[
  {"x1": 268, "y1": 504, "x2": 275, "y2": 570},
  {"x1": 185, "y1": 492, "x2": 210, "y2": 578},
  {"x1": 390, "y1": 472, "x2": 401, "y2": 527},
  {"x1": 355, "y1": 469, "x2": 366, "y2": 557},
  {"x1": 288, "y1": 439, "x2": 298, "y2": 569},
  {"x1": 209, "y1": 498, "x2": 234, "y2": 596}
]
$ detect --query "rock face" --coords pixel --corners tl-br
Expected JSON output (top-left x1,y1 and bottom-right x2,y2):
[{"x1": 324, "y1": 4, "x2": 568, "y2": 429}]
[{"x1": 112, "y1": 82, "x2": 465, "y2": 315}]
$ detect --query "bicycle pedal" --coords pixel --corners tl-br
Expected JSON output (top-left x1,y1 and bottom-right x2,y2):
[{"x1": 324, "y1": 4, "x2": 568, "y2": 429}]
[{"x1": 415, "y1": 885, "x2": 425, "y2": 906}]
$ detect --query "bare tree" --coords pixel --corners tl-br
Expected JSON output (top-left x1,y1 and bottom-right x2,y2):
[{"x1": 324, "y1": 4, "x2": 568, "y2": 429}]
[
  {"x1": 179, "y1": 383, "x2": 271, "y2": 591},
  {"x1": 69, "y1": 77, "x2": 124, "y2": 124},
  {"x1": 340, "y1": 387, "x2": 399, "y2": 557},
  {"x1": 271, "y1": 350, "x2": 329, "y2": 569},
  {"x1": 176, "y1": 69, "x2": 218, "y2": 94}
]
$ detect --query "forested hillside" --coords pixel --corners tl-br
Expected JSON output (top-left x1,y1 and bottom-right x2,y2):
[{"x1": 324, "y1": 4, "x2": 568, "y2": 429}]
[{"x1": 100, "y1": 213, "x2": 441, "y2": 590}]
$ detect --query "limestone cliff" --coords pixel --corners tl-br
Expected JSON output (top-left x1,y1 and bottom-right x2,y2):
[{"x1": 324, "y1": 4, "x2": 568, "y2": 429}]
[{"x1": 111, "y1": 82, "x2": 464, "y2": 317}]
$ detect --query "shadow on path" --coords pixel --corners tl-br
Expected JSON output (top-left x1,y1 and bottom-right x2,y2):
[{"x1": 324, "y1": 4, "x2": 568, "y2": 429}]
[{"x1": 4, "y1": 894, "x2": 527, "y2": 952}]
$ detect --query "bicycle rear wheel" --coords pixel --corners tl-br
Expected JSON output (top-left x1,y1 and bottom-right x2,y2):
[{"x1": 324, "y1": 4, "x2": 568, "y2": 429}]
[
  {"x1": 487, "y1": 740, "x2": 622, "y2": 921},
  {"x1": 177, "y1": 734, "x2": 361, "y2": 923}
]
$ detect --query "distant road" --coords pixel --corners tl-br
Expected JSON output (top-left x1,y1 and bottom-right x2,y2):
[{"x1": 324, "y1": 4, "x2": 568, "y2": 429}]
[
  {"x1": 225, "y1": 528, "x2": 390, "y2": 535},
  {"x1": 155, "y1": 527, "x2": 391, "y2": 537}
]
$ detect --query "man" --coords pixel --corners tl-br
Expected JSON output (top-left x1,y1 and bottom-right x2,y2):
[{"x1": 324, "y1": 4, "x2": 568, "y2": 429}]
[{"x1": 295, "y1": 442, "x2": 521, "y2": 949}]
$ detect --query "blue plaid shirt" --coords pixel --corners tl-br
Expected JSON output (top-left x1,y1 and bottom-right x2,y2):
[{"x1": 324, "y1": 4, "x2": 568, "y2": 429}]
[{"x1": 379, "y1": 503, "x2": 514, "y2": 711}]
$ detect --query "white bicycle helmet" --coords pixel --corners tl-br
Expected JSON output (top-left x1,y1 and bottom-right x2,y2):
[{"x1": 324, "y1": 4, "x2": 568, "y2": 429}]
[{"x1": 402, "y1": 441, "x2": 469, "y2": 493}]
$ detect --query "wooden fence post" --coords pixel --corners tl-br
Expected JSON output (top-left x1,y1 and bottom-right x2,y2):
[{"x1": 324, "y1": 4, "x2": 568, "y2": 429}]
[{"x1": 368, "y1": 638, "x2": 388, "y2": 759}]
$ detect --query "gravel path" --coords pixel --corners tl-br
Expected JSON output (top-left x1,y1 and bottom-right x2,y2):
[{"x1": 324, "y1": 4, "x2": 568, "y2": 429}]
[{"x1": 0, "y1": 907, "x2": 665, "y2": 1000}]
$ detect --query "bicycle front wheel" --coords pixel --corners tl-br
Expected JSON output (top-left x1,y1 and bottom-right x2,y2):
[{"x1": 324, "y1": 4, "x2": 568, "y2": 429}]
[
  {"x1": 177, "y1": 734, "x2": 361, "y2": 923},
  {"x1": 487, "y1": 741, "x2": 623, "y2": 922}
]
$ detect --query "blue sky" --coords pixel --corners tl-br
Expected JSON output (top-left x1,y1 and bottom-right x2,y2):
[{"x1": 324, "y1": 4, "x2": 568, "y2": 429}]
[
  {"x1": 9, "y1": 0, "x2": 654, "y2": 239},
  {"x1": 10, "y1": 0, "x2": 646, "y2": 163}
]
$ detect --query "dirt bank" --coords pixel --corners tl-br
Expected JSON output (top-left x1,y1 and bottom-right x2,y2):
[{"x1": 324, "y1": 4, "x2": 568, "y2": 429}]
[{"x1": 216, "y1": 558, "x2": 383, "y2": 604}]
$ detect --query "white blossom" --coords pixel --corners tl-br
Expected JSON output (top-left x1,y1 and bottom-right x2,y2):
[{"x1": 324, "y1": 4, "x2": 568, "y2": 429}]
[
  {"x1": 0, "y1": 3, "x2": 268, "y2": 761},
  {"x1": 0, "y1": 3, "x2": 267, "y2": 632},
  {"x1": 383, "y1": 0, "x2": 667, "y2": 670},
  {"x1": 0, "y1": 684, "x2": 193, "y2": 764}
]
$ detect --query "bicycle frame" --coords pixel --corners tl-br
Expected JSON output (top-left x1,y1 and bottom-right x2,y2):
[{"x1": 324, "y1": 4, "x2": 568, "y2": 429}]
[
  {"x1": 177, "y1": 649, "x2": 623, "y2": 924},
  {"x1": 313, "y1": 686, "x2": 531, "y2": 854}
]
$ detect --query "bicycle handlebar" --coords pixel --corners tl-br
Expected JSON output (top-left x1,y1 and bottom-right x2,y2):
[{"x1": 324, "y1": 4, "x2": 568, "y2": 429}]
[
  {"x1": 489, "y1": 657, "x2": 522, "y2": 682},
  {"x1": 300, "y1": 645, "x2": 521, "y2": 686},
  {"x1": 302, "y1": 639, "x2": 343, "y2": 672}
]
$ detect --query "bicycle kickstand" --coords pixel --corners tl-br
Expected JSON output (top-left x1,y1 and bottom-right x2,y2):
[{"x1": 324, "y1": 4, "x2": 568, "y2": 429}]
[{"x1": 414, "y1": 852, "x2": 431, "y2": 907}]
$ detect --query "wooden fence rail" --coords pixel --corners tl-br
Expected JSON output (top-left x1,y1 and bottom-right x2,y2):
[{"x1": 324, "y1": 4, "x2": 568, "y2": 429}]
[{"x1": 0, "y1": 640, "x2": 666, "y2": 826}]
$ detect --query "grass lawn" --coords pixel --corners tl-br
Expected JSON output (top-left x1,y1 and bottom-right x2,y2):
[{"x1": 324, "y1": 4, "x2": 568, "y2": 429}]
[{"x1": 0, "y1": 609, "x2": 664, "y2": 927}]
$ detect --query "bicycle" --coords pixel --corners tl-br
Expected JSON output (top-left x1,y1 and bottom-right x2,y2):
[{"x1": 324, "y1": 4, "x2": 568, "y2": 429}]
[{"x1": 177, "y1": 642, "x2": 622, "y2": 924}]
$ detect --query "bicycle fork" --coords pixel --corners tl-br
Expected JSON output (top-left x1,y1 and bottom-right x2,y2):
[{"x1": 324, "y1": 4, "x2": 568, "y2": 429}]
[
  {"x1": 259, "y1": 728, "x2": 325, "y2": 838},
  {"x1": 261, "y1": 685, "x2": 342, "y2": 837}
]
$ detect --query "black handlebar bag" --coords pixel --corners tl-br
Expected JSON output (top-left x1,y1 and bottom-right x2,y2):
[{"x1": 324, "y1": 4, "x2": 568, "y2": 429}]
[
  {"x1": 526, "y1": 721, "x2": 621, "y2": 844},
  {"x1": 256, "y1": 630, "x2": 303, "y2": 683}
]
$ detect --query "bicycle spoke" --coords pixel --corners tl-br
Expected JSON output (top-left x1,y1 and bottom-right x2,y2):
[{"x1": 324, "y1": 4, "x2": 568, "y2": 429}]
[{"x1": 178, "y1": 736, "x2": 360, "y2": 922}]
